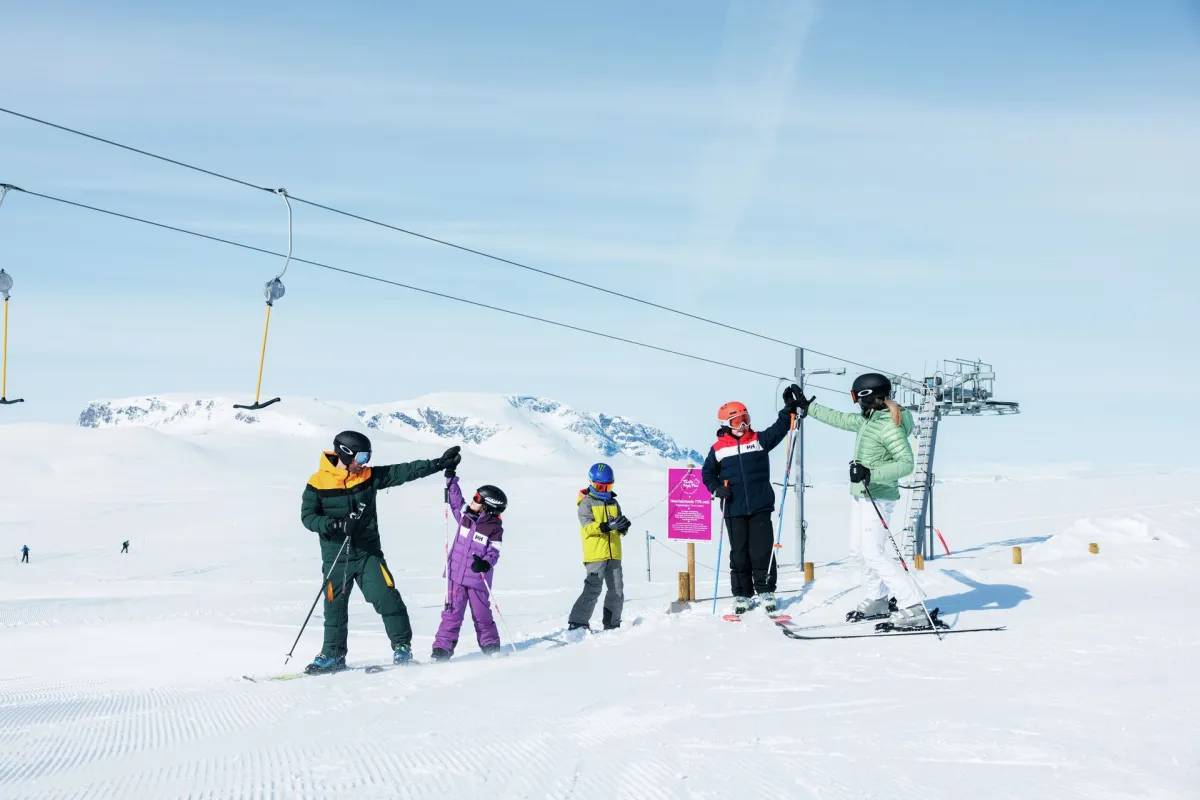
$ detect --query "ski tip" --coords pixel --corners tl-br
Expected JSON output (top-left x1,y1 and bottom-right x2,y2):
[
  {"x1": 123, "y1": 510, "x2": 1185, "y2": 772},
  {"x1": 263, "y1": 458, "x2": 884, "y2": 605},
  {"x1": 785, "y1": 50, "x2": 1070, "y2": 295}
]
[
  {"x1": 721, "y1": 614, "x2": 742, "y2": 622},
  {"x1": 770, "y1": 615, "x2": 793, "y2": 624}
]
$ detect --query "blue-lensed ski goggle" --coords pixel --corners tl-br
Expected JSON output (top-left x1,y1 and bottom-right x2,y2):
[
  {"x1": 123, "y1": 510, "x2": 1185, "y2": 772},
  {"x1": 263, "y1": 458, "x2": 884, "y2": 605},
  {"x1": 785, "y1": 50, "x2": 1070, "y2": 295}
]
[{"x1": 353, "y1": 451, "x2": 371, "y2": 465}]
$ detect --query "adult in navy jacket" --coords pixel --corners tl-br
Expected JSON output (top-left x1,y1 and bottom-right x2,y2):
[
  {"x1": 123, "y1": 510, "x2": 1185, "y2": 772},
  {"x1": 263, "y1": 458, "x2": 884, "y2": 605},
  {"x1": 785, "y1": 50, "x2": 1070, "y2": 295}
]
[{"x1": 702, "y1": 386, "x2": 803, "y2": 612}]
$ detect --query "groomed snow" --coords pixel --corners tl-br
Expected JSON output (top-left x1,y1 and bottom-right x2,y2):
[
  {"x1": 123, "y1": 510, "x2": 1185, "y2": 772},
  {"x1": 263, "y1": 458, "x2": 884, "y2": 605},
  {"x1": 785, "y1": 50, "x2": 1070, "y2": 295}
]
[{"x1": 1, "y1": 412, "x2": 1197, "y2": 798}]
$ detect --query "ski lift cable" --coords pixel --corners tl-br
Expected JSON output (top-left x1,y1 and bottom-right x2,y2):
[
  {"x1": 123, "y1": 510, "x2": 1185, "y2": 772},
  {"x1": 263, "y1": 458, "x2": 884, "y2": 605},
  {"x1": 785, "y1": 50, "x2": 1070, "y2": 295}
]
[
  {"x1": 6, "y1": 185, "x2": 853, "y2": 387},
  {"x1": 0, "y1": 106, "x2": 906, "y2": 381}
]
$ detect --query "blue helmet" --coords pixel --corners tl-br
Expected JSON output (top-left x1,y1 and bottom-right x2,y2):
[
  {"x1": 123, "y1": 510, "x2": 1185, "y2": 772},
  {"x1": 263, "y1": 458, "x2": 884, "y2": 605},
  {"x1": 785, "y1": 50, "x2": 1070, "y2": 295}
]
[{"x1": 588, "y1": 462, "x2": 615, "y2": 485}]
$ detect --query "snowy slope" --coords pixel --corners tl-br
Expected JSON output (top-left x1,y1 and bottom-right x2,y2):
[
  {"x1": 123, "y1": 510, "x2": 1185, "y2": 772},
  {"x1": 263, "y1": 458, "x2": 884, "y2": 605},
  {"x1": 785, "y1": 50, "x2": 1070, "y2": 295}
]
[{"x1": 0, "y1": 417, "x2": 1197, "y2": 799}]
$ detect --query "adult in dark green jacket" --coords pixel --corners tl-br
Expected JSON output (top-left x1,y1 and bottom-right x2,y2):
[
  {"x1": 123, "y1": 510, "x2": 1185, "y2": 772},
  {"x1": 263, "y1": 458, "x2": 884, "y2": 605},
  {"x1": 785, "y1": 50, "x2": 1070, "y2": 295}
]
[
  {"x1": 300, "y1": 430, "x2": 462, "y2": 673},
  {"x1": 792, "y1": 374, "x2": 926, "y2": 627}
]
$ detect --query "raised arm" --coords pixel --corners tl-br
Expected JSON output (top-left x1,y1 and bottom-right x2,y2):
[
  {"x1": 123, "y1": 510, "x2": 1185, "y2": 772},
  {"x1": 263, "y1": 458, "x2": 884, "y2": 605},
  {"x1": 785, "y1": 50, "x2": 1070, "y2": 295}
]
[
  {"x1": 807, "y1": 401, "x2": 865, "y2": 433},
  {"x1": 447, "y1": 475, "x2": 465, "y2": 525},
  {"x1": 373, "y1": 459, "x2": 439, "y2": 490},
  {"x1": 757, "y1": 408, "x2": 794, "y2": 452}
]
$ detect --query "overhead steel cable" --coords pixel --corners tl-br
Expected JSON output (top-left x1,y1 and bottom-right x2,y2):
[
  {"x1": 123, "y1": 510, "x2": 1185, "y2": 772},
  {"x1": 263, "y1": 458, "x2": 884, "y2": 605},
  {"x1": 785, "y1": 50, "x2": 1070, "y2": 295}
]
[
  {"x1": 4, "y1": 184, "x2": 843, "y2": 386},
  {"x1": 0, "y1": 105, "x2": 906, "y2": 379}
]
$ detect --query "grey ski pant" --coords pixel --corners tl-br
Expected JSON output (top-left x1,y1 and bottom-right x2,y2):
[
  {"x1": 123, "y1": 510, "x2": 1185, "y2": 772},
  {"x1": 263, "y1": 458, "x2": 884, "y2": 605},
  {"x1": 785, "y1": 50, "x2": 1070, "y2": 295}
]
[{"x1": 569, "y1": 559, "x2": 624, "y2": 629}]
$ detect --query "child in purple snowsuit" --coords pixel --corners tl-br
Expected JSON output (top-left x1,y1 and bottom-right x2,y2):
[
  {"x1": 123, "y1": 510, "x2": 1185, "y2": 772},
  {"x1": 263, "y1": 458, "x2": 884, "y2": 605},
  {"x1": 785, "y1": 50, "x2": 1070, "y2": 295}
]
[{"x1": 431, "y1": 475, "x2": 506, "y2": 660}]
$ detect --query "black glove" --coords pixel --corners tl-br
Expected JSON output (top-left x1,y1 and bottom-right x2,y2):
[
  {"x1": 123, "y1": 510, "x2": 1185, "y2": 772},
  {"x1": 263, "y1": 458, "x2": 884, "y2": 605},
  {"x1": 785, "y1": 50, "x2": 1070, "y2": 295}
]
[
  {"x1": 471, "y1": 553, "x2": 492, "y2": 573},
  {"x1": 325, "y1": 502, "x2": 368, "y2": 539},
  {"x1": 713, "y1": 485, "x2": 733, "y2": 502},
  {"x1": 444, "y1": 464, "x2": 457, "y2": 478},
  {"x1": 849, "y1": 461, "x2": 871, "y2": 486},
  {"x1": 783, "y1": 383, "x2": 814, "y2": 417},
  {"x1": 434, "y1": 445, "x2": 462, "y2": 474},
  {"x1": 599, "y1": 515, "x2": 631, "y2": 534}
]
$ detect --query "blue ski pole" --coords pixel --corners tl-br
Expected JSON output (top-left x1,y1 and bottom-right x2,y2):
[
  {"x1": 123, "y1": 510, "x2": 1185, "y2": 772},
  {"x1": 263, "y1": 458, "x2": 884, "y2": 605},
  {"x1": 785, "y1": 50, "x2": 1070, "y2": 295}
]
[{"x1": 712, "y1": 481, "x2": 728, "y2": 615}]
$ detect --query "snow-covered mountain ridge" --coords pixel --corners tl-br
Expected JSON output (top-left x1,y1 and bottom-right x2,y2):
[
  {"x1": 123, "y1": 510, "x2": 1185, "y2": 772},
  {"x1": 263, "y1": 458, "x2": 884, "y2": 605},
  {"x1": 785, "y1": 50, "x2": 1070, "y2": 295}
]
[{"x1": 76, "y1": 393, "x2": 705, "y2": 466}]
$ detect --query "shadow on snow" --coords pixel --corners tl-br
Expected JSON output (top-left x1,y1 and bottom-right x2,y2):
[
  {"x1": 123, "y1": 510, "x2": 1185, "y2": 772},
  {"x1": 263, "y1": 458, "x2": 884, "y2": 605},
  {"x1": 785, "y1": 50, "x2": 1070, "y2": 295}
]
[{"x1": 929, "y1": 569, "x2": 1032, "y2": 615}]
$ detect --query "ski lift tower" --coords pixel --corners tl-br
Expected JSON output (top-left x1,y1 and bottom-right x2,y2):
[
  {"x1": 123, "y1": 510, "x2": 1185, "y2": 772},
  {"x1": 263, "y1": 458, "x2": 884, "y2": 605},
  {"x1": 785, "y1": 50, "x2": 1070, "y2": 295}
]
[{"x1": 893, "y1": 359, "x2": 1020, "y2": 560}]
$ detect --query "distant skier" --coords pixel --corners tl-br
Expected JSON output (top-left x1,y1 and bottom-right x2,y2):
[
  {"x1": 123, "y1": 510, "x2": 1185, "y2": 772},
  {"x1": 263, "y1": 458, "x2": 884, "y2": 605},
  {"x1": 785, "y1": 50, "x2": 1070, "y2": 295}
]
[
  {"x1": 701, "y1": 387, "x2": 800, "y2": 615},
  {"x1": 300, "y1": 430, "x2": 462, "y2": 674},
  {"x1": 20, "y1": 545, "x2": 29, "y2": 563},
  {"x1": 431, "y1": 463, "x2": 507, "y2": 661},
  {"x1": 121, "y1": 540, "x2": 129, "y2": 554},
  {"x1": 568, "y1": 463, "x2": 630, "y2": 632},
  {"x1": 792, "y1": 374, "x2": 928, "y2": 628}
]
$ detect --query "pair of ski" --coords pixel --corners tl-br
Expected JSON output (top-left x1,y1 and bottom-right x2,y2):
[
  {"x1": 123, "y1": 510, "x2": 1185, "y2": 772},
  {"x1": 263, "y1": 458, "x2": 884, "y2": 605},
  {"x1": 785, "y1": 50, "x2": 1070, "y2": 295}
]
[
  {"x1": 244, "y1": 627, "x2": 583, "y2": 682},
  {"x1": 725, "y1": 608, "x2": 1004, "y2": 640},
  {"x1": 779, "y1": 608, "x2": 1004, "y2": 640},
  {"x1": 243, "y1": 662, "x2": 396, "y2": 682}
]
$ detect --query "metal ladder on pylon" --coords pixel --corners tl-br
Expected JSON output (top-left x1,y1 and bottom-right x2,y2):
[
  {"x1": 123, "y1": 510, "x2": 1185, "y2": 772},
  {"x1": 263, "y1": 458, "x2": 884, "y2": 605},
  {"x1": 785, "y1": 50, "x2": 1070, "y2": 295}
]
[{"x1": 900, "y1": 382, "x2": 941, "y2": 558}]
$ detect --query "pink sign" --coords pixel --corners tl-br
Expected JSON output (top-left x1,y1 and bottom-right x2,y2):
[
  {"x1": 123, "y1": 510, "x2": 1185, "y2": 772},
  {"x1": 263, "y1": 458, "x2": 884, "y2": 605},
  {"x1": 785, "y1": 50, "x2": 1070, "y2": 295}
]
[{"x1": 667, "y1": 468, "x2": 712, "y2": 541}]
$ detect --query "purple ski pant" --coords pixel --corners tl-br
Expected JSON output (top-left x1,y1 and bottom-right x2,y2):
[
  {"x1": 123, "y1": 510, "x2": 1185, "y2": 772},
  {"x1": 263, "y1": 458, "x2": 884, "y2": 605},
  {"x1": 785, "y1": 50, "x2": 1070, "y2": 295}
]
[{"x1": 432, "y1": 582, "x2": 499, "y2": 652}]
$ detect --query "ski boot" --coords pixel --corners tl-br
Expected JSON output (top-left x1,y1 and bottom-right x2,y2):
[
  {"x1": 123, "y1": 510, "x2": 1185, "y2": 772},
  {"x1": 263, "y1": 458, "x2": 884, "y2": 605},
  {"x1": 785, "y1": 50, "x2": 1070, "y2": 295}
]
[
  {"x1": 481, "y1": 644, "x2": 503, "y2": 656},
  {"x1": 566, "y1": 622, "x2": 591, "y2": 642},
  {"x1": 304, "y1": 653, "x2": 346, "y2": 675},
  {"x1": 732, "y1": 596, "x2": 751, "y2": 616},
  {"x1": 846, "y1": 596, "x2": 896, "y2": 623},
  {"x1": 877, "y1": 604, "x2": 945, "y2": 632},
  {"x1": 430, "y1": 647, "x2": 453, "y2": 662},
  {"x1": 758, "y1": 592, "x2": 778, "y2": 614},
  {"x1": 392, "y1": 644, "x2": 414, "y2": 665}
]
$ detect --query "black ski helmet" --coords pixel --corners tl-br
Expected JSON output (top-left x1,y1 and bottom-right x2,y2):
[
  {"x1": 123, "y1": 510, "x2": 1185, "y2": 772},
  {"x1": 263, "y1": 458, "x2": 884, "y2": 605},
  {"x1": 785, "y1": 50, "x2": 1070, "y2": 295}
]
[
  {"x1": 851, "y1": 373, "x2": 892, "y2": 402},
  {"x1": 333, "y1": 430, "x2": 372, "y2": 465},
  {"x1": 473, "y1": 485, "x2": 508, "y2": 515}
]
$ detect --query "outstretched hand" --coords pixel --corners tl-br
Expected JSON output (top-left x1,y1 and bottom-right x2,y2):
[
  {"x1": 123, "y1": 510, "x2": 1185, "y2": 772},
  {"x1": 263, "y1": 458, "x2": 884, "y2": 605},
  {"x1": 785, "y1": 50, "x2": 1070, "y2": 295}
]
[
  {"x1": 435, "y1": 445, "x2": 462, "y2": 475},
  {"x1": 783, "y1": 383, "x2": 814, "y2": 418}
]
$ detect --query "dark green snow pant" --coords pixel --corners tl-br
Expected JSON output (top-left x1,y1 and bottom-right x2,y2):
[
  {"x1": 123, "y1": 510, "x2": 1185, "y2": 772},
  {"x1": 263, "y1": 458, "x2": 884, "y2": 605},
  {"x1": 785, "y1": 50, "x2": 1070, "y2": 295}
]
[{"x1": 321, "y1": 553, "x2": 412, "y2": 658}]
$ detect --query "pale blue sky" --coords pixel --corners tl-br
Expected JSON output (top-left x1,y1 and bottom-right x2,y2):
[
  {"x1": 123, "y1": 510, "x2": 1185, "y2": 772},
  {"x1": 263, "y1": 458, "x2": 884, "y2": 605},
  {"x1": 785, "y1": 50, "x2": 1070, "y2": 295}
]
[{"x1": 0, "y1": 0, "x2": 1197, "y2": 468}]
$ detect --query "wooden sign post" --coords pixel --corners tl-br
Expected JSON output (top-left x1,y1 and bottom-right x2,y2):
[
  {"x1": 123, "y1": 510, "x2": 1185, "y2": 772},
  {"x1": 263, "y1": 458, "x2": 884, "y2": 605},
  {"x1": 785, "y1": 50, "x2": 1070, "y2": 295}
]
[{"x1": 687, "y1": 543, "x2": 696, "y2": 602}]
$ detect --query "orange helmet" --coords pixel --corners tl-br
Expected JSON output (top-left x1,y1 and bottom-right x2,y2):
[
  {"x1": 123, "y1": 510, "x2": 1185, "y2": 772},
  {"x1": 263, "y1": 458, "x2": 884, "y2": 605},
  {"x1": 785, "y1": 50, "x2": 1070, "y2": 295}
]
[{"x1": 718, "y1": 401, "x2": 750, "y2": 429}]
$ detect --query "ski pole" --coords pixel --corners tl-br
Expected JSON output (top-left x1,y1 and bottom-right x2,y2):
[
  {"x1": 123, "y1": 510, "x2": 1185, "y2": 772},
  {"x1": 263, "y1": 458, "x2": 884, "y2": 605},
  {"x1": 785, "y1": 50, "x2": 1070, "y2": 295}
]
[
  {"x1": 285, "y1": 534, "x2": 350, "y2": 664},
  {"x1": 284, "y1": 502, "x2": 365, "y2": 664},
  {"x1": 444, "y1": 484, "x2": 452, "y2": 608},
  {"x1": 711, "y1": 481, "x2": 728, "y2": 615},
  {"x1": 768, "y1": 414, "x2": 798, "y2": 579},
  {"x1": 862, "y1": 485, "x2": 942, "y2": 640},
  {"x1": 479, "y1": 575, "x2": 518, "y2": 655}
]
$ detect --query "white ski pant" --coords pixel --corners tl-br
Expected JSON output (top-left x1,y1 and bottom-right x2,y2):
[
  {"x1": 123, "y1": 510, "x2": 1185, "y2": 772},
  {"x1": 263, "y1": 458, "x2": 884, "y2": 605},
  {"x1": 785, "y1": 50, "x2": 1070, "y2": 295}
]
[{"x1": 848, "y1": 497, "x2": 918, "y2": 608}]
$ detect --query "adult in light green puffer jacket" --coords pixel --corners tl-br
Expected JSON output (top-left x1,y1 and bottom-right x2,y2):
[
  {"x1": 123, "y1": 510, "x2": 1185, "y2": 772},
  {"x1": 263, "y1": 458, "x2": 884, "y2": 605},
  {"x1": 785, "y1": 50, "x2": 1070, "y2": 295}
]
[
  {"x1": 790, "y1": 374, "x2": 925, "y2": 625},
  {"x1": 806, "y1": 400, "x2": 915, "y2": 501}
]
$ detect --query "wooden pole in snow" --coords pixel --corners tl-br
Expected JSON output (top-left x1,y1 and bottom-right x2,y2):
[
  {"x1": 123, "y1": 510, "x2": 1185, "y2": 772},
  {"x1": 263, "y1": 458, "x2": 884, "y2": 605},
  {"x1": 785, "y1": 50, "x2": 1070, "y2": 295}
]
[{"x1": 687, "y1": 543, "x2": 696, "y2": 602}]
